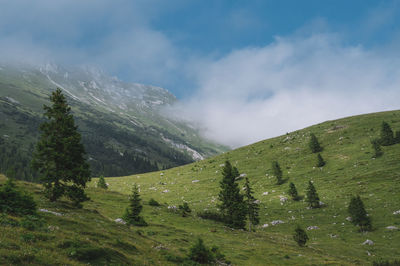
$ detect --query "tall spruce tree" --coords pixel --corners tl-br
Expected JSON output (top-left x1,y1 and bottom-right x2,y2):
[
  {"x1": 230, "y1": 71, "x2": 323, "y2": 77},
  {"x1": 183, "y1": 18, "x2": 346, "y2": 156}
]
[
  {"x1": 348, "y1": 195, "x2": 371, "y2": 232},
  {"x1": 244, "y1": 177, "x2": 260, "y2": 231},
  {"x1": 123, "y1": 184, "x2": 147, "y2": 226},
  {"x1": 218, "y1": 161, "x2": 247, "y2": 229},
  {"x1": 272, "y1": 161, "x2": 283, "y2": 185},
  {"x1": 31, "y1": 88, "x2": 90, "y2": 207},
  {"x1": 309, "y1": 133, "x2": 322, "y2": 153},
  {"x1": 306, "y1": 181, "x2": 320, "y2": 208},
  {"x1": 288, "y1": 182, "x2": 299, "y2": 201},
  {"x1": 380, "y1": 121, "x2": 395, "y2": 146}
]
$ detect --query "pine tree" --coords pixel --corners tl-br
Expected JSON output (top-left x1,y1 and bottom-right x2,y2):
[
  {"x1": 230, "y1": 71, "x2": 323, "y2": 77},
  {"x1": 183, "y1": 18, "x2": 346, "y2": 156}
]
[
  {"x1": 123, "y1": 184, "x2": 147, "y2": 226},
  {"x1": 97, "y1": 175, "x2": 108, "y2": 189},
  {"x1": 244, "y1": 177, "x2": 260, "y2": 231},
  {"x1": 316, "y1": 153, "x2": 326, "y2": 167},
  {"x1": 309, "y1": 133, "x2": 322, "y2": 153},
  {"x1": 179, "y1": 202, "x2": 192, "y2": 217},
  {"x1": 306, "y1": 181, "x2": 320, "y2": 208},
  {"x1": 288, "y1": 182, "x2": 299, "y2": 201},
  {"x1": 31, "y1": 88, "x2": 90, "y2": 207},
  {"x1": 380, "y1": 121, "x2": 395, "y2": 146},
  {"x1": 293, "y1": 225, "x2": 309, "y2": 247},
  {"x1": 371, "y1": 139, "x2": 383, "y2": 158},
  {"x1": 348, "y1": 195, "x2": 371, "y2": 232},
  {"x1": 395, "y1": 130, "x2": 400, "y2": 144},
  {"x1": 232, "y1": 166, "x2": 240, "y2": 179},
  {"x1": 218, "y1": 160, "x2": 247, "y2": 229},
  {"x1": 188, "y1": 238, "x2": 214, "y2": 264},
  {"x1": 272, "y1": 161, "x2": 283, "y2": 185}
]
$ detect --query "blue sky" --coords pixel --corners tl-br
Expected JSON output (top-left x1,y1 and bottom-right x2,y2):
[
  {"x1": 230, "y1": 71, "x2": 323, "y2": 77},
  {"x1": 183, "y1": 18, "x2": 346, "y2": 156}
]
[{"x1": 1, "y1": 0, "x2": 400, "y2": 146}]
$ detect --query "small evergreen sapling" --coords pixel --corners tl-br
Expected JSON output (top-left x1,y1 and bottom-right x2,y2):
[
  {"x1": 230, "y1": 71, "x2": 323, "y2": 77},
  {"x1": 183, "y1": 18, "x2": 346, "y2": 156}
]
[
  {"x1": 309, "y1": 133, "x2": 322, "y2": 153},
  {"x1": 348, "y1": 195, "x2": 371, "y2": 232},
  {"x1": 123, "y1": 184, "x2": 147, "y2": 226},
  {"x1": 293, "y1": 225, "x2": 309, "y2": 247},
  {"x1": 272, "y1": 161, "x2": 283, "y2": 185},
  {"x1": 316, "y1": 153, "x2": 326, "y2": 167},
  {"x1": 380, "y1": 121, "x2": 395, "y2": 146},
  {"x1": 306, "y1": 181, "x2": 320, "y2": 208},
  {"x1": 97, "y1": 175, "x2": 108, "y2": 189},
  {"x1": 188, "y1": 238, "x2": 215, "y2": 264},
  {"x1": 288, "y1": 182, "x2": 299, "y2": 201},
  {"x1": 371, "y1": 139, "x2": 383, "y2": 158},
  {"x1": 244, "y1": 177, "x2": 260, "y2": 231}
]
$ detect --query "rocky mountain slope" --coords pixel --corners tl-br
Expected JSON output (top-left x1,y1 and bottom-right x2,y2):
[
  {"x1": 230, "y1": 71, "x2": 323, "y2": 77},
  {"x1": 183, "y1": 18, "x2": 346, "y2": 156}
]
[{"x1": 0, "y1": 62, "x2": 226, "y2": 179}]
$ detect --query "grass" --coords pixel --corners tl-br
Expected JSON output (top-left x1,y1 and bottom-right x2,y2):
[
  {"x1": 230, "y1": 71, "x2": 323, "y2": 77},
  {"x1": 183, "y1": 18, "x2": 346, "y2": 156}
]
[{"x1": 1, "y1": 110, "x2": 400, "y2": 265}]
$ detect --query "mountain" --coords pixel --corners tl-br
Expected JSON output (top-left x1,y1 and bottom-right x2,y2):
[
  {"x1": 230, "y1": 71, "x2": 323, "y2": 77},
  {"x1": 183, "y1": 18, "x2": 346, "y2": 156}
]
[
  {"x1": 1, "y1": 110, "x2": 399, "y2": 265},
  {"x1": 0, "y1": 62, "x2": 227, "y2": 180}
]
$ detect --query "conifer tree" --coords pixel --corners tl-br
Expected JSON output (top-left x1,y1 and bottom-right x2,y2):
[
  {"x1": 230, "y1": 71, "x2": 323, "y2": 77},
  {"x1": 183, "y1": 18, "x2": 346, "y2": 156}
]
[
  {"x1": 380, "y1": 121, "x2": 395, "y2": 146},
  {"x1": 395, "y1": 130, "x2": 400, "y2": 144},
  {"x1": 306, "y1": 181, "x2": 320, "y2": 208},
  {"x1": 97, "y1": 175, "x2": 108, "y2": 189},
  {"x1": 244, "y1": 177, "x2": 260, "y2": 231},
  {"x1": 293, "y1": 225, "x2": 309, "y2": 247},
  {"x1": 272, "y1": 161, "x2": 283, "y2": 185},
  {"x1": 316, "y1": 153, "x2": 326, "y2": 167},
  {"x1": 232, "y1": 166, "x2": 240, "y2": 179},
  {"x1": 288, "y1": 182, "x2": 299, "y2": 201},
  {"x1": 218, "y1": 161, "x2": 247, "y2": 229},
  {"x1": 123, "y1": 184, "x2": 147, "y2": 226},
  {"x1": 371, "y1": 139, "x2": 383, "y2": 158},
  {"x1": 31, "y1": 88, "x2": 90, "y2": 207},
  {"x1": 309, "y1": 133, "x2": 322, "y2": 153},
  {"x1": 348, "y1": 195, "x2": 371, "y2": 231}
]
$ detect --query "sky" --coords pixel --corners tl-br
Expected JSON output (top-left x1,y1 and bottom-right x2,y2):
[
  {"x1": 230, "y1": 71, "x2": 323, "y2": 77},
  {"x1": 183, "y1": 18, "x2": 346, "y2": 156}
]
[{"x1": 1, "y1": 0, "x2": 400, "y2": 147}]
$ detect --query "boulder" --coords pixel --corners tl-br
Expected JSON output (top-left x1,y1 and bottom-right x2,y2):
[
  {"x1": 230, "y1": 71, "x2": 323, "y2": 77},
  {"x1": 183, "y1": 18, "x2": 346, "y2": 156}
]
[
  {"x1": 307, "y1": 226, "x2": 319, "y2": 230},
  {"x1": 386, "y1": 226, "x2": 398, "y2": 230},
  {"x1": 271, "y1": 220, "x2": 284, "y2": 226},
  {"x1": 362, "y1": 239, "x2": 374, "y2": 245},
  {"x1": 115, "y1": 218, "x2": 126, "y2": 225}
]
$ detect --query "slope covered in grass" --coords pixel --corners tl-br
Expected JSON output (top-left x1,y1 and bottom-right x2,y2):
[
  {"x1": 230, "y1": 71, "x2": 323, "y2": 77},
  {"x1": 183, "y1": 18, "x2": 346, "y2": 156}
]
[{"x1": 98, "y1": 110, "x2": 400, "y2": 265}]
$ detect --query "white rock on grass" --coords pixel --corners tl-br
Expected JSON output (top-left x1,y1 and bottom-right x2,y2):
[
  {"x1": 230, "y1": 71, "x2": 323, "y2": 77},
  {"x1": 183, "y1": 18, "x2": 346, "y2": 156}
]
[
  {"x1": 253, "y1": 200, "x2": 261, "y2": 204},
  {"x1": 162, "y1": 189, "x2": 170, "y2": 193},
  {"x1": 362, "y1": 239, "x2": 374, "y2": 245},
  {"x1": 393, "y1": 210, "x2": 400, "y2": 215},
  {"x1": 346, "y1": 216, "x2": 353, "y2": 222},
  {"x1": 271, "y1": 220, "x2": 284, "y2": 226},
  {"x1": 39, "y1": 208, "x2": 63, "y2": 216},
  {"x1": 263, "y1": 192, "x2": 269, "y2": 195},
  {"x1": 279, "y1": 196, "x2": 288, "y2": 203},
  {"x1": 307, "y1": 226, "x2": 319, "y2": 230},
  {"x1": 192, "y1": 180, "x2": 200, "y2": 183},
  {"x1": 115, "y1": 218, "x2": 126, "y2": 225},
  {"x1": 240, "y1": 173, "x2": 247, "y2": 177},
  {"x1": 262, "y1": 223, "x2": 269, "y2": 228},
  {"x1": 386, "y1": 226, "x2": 398, "y2": 230}
]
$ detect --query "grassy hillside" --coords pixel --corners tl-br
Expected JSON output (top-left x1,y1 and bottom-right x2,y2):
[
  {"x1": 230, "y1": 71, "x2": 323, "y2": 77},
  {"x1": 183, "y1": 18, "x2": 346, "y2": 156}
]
[
  {"x1": 99, "y1": 110, "x2": 400, "y2": 265},
  {"x1": 1, "y1": 110, "x2": 399, "y2": 265}
]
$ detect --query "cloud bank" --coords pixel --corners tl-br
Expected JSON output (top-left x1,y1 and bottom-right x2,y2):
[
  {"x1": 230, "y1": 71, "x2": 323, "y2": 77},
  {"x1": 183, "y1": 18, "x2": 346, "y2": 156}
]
[{"x1": 174, "y1": 34, "x2": 400, "y2": 147}]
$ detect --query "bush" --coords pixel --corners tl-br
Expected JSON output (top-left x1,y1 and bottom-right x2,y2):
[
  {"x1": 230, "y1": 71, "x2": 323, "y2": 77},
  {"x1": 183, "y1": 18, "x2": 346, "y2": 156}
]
[
  {"x1": 0, "y1": 179, "x2": 37, "y2": 215},
  {"x1": 97, "y1": 175, "x2": 108, "y2": 189},
  {"x1": 148, "y1": 198, "x2": 160, "y2": 206},
  {"x1": 178, "y1": 202, "x2": 192, "y2": 217},
  {"x1": 188, "y1": 238, "x2": 214, "y2": 264},
  {"x1": 293, "y1": 225, "x2": 309, "y2": 247},
  {"x1": 197, "y1": 210, "x2": 224, "y2": 223}
]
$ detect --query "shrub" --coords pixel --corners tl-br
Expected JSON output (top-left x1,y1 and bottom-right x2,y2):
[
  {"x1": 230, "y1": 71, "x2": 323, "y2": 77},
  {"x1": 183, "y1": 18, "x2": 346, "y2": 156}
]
[
  {"x1": 97, "y1": 175, "x2": 108, "y2": 189},
  {"x1": 178, "y1": 202, "x2": 192, "y2": 217},
  {"x1": 188, "y1": 238, "x2": 214, "y2": 264},
  {"x1": 316, "y1": 153, "x2": 326, "y2": 167},
  {"x1": 0, "y1": 179, "x2": 37, "y2": 215},
  {"x1": 148, "y1": 198, "x2": 160, "y2": 206},
  {"x1": 293, "y1": 225, "x2": 309, "y2": 247},
  {"x1": 197, "y1": 210, "x2": 224, "y2": 222}
]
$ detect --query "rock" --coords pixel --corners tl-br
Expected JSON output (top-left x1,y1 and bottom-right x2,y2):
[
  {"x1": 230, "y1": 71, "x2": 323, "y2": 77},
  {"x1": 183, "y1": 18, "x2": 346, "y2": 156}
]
[
  {"x1": 262, "y1": 223, "x2": 269, "y2": 228},
  {"x1": 262, "y1": 192, "x2": 269, "y2": 195},
  {"x1": 271, "y1": 220, "x2": 284, "y2": 226},
  {"x1": 386, "y1": 226, "x2": 398, "y2": 230},
  {"x1": 307, "y1": 226, "x2": 319, "y2": 230},
  {"x1": 393, "y1": 210, "x2": 400, "y2": 215},
  {"x1": 272, "y1": 190, "x2": 275, "y2": 193},
  {"x1": 362, "y1": 239, "x2": 374, "y2": 245},
  {"x1": 219, "y1": 164, "x2": 225, "y2": 167},
  {"x1": 162, "y1": 189, "x2": 170, "y2": 193},
  {"x1": 168, "y1": 205, "x2": 177, "y2": 210},
  {"x1": 279, "y1": 196, "x2": 288, "y2": 203},
  {"x1": 253, "y1": 199, "x2": 261, "y2": 204},
  {"x1": 192, "y1": 180, "x2": 200, "y2": 183},
  {"x1": 115, "y1": 218, "x2": 126, "y2": 225},
  {"x1": 48, "y1": 225, "x2": 59, "y2": 231},
  {"x1": 319, "y1": 201, "x2": 325, "y2": 206},
  {"x1": 346, "y1": 216, "x2": 352, "y2": 222},
  {"x1": 39, "y1": 208, "x2": 63, "y2": 216},
  {"x1": 240, "y1": 173, "x2": 247, "y2": 177},
  {"x1": 329, "y1": 234, "x2": 338, "y2": 238},
  {"x1": 160, "y1": 173, "x2": 164, "y2": 176}
]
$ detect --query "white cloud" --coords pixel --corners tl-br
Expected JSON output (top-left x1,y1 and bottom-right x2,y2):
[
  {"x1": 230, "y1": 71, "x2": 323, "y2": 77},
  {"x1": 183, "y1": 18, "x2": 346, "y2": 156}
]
[{"x1": 173, "y1": 33, "x2": 400, "y2": 147}]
